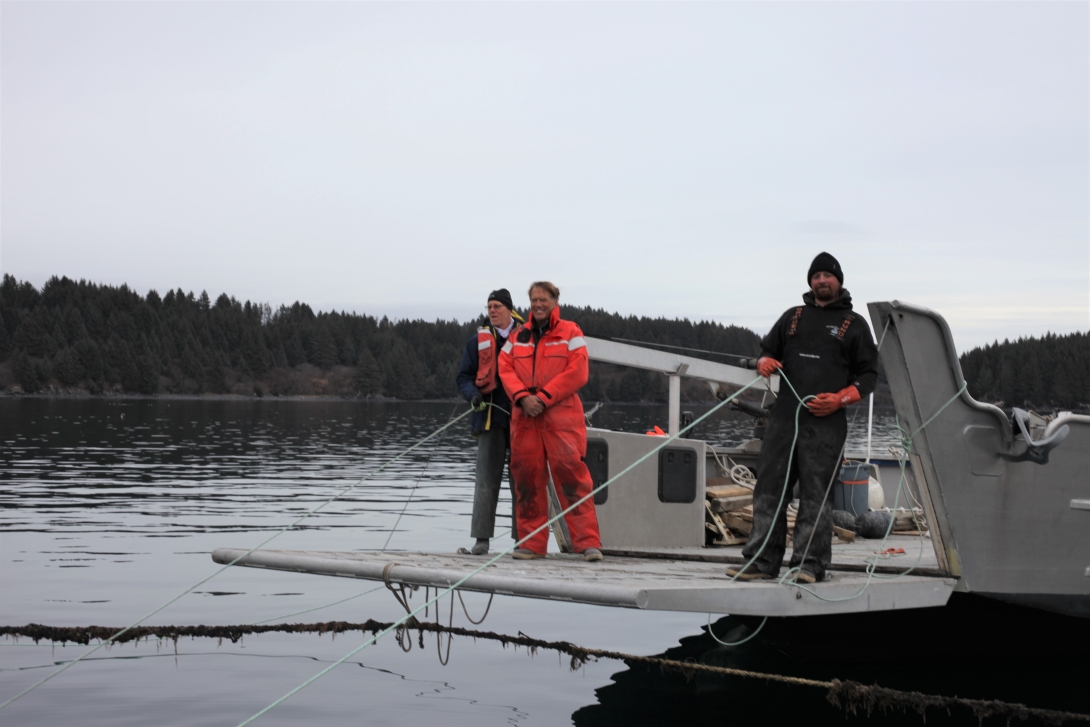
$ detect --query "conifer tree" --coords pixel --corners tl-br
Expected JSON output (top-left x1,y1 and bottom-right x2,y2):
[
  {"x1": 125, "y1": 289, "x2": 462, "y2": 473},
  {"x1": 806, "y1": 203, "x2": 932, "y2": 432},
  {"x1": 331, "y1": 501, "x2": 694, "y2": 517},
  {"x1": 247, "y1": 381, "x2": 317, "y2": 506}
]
[
  {"x1": 283, "y1": 333, "x2": 306, "y2": 367},
  {"x1": 78, "y1": 340, "x2": 105, "y2": 383},
  {"x1": 14, "y1": 313, "x2": 53, "y2": 358},
  {"x1": 311, "y1": 327, "x2": 339, "y2": 369},
  {"x1": 354, "y1": 347, "x2": 383, "y2": 396},
  {"x1": 52, "y1": 347, "x2": 84, "y2": 386},
  {"x1": 11, "y1": 349, "x2": 39, "y2": 392}
]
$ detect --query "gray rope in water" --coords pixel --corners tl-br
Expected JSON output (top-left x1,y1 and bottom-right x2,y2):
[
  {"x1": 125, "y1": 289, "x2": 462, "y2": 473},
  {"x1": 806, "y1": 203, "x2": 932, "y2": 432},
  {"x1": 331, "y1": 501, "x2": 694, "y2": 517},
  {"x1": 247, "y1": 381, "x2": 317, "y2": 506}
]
[{"x1": 3, "y1": 621, "x2": 1085, "y2": 725}]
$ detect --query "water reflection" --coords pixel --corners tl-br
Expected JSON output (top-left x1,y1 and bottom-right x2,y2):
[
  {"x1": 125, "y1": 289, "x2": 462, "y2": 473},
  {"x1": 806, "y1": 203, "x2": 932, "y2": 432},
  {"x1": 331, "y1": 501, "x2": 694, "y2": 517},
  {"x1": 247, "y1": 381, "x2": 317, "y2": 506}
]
[
  {"x1": 576, "y1": 610, "x2": 1090, "y2": 727},
  {"x1": 0, "y1": 398, "x2": 482, "y2": 541},
  {"x1": 1, "y1": 397, "x2": 976, "y2": 727}
]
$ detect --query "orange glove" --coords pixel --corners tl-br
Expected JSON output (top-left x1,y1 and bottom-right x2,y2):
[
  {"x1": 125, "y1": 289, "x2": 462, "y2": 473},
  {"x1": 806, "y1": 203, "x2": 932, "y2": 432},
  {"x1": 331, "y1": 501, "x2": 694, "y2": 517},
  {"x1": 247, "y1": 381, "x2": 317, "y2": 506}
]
[
  {"x1": 837, "y1": 385, "x2": 862, "y2": 407},
  {"x1": 757, "y1": 357, "x2": 782, "y2": 378},
  {"x1": 806, "y1": 385, "x2": 861, "y2": 417}
]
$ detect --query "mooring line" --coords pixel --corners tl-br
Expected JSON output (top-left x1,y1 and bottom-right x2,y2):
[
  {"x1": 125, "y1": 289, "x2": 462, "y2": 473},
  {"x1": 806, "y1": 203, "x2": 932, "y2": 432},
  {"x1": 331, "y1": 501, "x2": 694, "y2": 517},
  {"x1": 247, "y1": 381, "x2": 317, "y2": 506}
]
[
  {"x1": 234, "y1": 376, "x2": 767, "y2": 726},
  {"x1": 0, "y1": 588, "x2": 396, "y2": 649},
  {"x1": 0, "y1": 407, "x2": 473, "y2": 712},
  {"x1": 3, "y1": 621, "x2": 1086, "y2": 725}
]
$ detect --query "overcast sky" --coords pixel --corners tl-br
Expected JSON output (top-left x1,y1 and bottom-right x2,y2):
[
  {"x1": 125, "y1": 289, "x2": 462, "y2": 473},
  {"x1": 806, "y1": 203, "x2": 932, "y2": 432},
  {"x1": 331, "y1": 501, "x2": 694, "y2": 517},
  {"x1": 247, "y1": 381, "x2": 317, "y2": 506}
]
[{"x1": 2, "y1": 2, "x2": 1087, "y2": 350}]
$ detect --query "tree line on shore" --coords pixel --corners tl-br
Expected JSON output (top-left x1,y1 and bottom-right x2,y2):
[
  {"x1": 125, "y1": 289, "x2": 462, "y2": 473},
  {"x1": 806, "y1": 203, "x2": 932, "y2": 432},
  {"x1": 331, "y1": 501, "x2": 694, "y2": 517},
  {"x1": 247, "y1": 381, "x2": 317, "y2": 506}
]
[
  {"x1": 0, "y1": 275, "x2": 1084, "y2": 410},
  {"x1": 0, "y1": 275, "x2": 759, "y2": 402},
  {"x1": 958, "y1": 331, "x2": 1088, "y2": 411}
]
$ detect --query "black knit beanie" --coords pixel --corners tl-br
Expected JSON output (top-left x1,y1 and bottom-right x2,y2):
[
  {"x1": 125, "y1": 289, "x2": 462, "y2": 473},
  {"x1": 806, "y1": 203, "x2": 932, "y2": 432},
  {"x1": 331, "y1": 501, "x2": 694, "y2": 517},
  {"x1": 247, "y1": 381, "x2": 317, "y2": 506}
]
[
  {"x1": 487, "y1": 288, "x2": 515, "y2": 311},
  {"x1": 807, "y1": 252, "x2": 843, "y2": 285}
]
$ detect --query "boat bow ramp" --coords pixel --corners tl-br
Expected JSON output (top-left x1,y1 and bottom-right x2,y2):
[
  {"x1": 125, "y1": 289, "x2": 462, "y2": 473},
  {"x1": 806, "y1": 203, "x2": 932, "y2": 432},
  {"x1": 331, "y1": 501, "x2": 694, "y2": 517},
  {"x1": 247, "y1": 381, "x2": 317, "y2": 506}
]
[{"x1": 211, "y1": 547, "x2": 955, "y2": 617}]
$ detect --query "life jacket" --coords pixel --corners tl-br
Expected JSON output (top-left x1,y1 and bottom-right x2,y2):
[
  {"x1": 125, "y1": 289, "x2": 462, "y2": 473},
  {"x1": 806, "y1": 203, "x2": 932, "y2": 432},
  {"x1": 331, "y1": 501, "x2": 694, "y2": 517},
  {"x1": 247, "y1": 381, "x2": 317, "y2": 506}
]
[{"x1": 474, "y1": 326, "x2": 498, "y2": 394}]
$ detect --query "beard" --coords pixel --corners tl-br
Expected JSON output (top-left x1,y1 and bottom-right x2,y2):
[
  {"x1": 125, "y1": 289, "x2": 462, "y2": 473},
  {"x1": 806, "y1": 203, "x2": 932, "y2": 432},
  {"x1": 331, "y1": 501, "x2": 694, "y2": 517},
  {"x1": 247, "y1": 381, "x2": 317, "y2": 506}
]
[{"x1": 812, "y1": 284, "x2": 839, "y2": 303}]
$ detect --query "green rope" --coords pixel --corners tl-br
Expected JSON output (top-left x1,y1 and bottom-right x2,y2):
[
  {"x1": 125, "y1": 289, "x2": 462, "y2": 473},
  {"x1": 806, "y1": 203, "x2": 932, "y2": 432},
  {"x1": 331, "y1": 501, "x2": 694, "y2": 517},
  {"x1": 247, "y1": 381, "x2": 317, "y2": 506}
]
[
  {"x1": 249, "y1": 585, "x2": 388, "y2": 626},
  {"x1": 705, "y1": 614, "x2": 768, "y2": 647},
  {"x1": 235, "y1": 375, "x2": 767, "y2": 726},
  {"x1": 717, "y1": 366, "x2": 966, "y2": 606},
  {"x1": 723, "y1": 371, "x2": 815, "y2": 584},
  {"x1": 0, "y1": 408, "x2": 474, "y2": 712},
  {"x1": 784, "y1": 382, "x2": 968, "y2": 602}
]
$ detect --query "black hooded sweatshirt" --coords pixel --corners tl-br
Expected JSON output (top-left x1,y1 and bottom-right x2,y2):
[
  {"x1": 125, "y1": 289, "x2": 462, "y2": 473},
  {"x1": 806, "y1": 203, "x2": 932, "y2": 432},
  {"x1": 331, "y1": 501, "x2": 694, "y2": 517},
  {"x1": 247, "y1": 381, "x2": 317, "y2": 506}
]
[{"x1": 760, "y1": 289, "x2": 879, "y2": 418}]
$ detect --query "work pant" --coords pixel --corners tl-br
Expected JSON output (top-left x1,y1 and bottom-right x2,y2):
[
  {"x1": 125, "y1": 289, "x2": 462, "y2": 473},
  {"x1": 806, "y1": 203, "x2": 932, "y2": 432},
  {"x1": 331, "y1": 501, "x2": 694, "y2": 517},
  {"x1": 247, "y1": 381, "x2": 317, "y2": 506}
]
[
  {"x1": 741, "y1": 410, "x2": 846, "y2": 580},
  {"x1": 470, "y1": 427, "x2": 516, "y2": 540},
  {"x1": 509, "y1": 423, "x2": 601, "y2": 554}
]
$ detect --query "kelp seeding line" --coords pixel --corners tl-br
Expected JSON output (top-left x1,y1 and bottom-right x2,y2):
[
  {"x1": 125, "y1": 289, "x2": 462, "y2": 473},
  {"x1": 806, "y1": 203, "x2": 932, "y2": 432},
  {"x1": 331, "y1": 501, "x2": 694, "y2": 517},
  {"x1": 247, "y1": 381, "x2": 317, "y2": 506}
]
[{"x1": 3, "y1": 621, "x2": 1088, "y2": 726}]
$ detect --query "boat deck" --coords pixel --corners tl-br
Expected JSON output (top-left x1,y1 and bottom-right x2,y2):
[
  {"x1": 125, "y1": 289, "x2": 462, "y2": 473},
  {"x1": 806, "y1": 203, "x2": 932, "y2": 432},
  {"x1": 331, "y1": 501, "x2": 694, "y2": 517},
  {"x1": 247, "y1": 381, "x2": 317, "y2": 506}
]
[
  {"x1": 603, "y1": 532, "x2": 941, "y2": 575},
  {"x1": 212, "y1": 536, "x2": 954, "y2": 617}
]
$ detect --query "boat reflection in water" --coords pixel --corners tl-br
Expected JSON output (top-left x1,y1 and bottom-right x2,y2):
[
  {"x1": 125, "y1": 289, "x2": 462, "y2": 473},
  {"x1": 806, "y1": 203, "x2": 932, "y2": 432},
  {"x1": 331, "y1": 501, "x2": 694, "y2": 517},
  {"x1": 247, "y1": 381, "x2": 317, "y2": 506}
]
[{"x1": 576, "y1": 597, "x2": 1090, "y2": 726}]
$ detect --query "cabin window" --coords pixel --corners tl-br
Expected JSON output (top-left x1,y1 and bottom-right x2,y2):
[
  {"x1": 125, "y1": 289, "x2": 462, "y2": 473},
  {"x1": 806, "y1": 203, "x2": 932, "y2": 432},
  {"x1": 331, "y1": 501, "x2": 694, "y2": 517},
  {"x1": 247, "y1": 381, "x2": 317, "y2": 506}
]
[{"x1": 658, "y1": 446, "x2": 697, "y2": 503}]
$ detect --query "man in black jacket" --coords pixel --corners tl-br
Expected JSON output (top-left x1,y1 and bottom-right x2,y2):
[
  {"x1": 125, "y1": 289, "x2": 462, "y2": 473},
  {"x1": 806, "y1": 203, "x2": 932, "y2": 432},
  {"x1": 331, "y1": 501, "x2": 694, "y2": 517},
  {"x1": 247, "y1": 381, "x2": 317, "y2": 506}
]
[
  {"x1": 727, "y1": 252, "x2": 879, "y2": 583},
  {"x1": 455, "y1": 289, "x2": 523, "y2": 555}
]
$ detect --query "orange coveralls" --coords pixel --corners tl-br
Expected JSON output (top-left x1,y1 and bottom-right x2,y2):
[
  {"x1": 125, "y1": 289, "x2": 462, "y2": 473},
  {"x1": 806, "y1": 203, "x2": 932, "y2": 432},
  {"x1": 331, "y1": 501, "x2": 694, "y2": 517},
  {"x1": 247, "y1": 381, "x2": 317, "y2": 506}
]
[{"x1": 498, "y1": 306, "x2": 601, "y2": 554}]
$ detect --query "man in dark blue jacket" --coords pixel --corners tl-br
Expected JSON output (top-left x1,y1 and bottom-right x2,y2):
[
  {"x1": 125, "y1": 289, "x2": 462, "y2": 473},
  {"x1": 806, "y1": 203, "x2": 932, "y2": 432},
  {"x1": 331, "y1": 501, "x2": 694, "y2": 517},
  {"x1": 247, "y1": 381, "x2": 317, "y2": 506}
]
[{"x1": 456, "y1": 289, "x2": 523, "y2": 555}]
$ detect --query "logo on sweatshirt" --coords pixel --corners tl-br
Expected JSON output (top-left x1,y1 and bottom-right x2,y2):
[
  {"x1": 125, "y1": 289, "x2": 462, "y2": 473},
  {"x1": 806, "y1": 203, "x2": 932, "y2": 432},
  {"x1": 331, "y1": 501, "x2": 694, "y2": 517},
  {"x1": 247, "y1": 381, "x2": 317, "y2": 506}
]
[{"x1": 828, "y1": 318, "x2": 853, "y2": 341}]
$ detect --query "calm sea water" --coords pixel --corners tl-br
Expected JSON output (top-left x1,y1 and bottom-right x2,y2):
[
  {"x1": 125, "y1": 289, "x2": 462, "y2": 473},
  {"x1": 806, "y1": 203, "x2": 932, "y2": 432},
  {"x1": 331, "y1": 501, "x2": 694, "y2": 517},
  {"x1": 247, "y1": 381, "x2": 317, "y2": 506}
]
[{"x1": 1, "y1": 398, "x2": 1082, "y2": 726}]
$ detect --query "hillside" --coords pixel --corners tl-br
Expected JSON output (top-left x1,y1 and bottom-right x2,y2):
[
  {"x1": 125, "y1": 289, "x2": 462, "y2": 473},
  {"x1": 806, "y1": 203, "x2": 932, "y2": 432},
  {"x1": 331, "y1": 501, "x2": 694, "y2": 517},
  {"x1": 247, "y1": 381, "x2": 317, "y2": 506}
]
[
  {"x1": 0, "y1": 275, "x2": 760, "y2": 402},
  {"x1": 4, "y1": 275, "x2": 1083, "y2": 410}
]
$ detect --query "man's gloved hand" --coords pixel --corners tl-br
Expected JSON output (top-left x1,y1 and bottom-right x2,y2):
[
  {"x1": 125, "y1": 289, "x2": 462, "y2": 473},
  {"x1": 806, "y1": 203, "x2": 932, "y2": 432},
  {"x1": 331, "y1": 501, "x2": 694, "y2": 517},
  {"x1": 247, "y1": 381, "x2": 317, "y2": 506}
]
[
  {"x1": 470, "y1": 395, "x2": 487, "y2": 412},
  {"x1": 836, "y1": 385, "x2": 862, "y2": 407},
  {"x1": 806, "y1": 386, "x2": 861, "y2": 417},
  {"x1": 757, "y1": 357, "x2": 782, "y2": 378}
]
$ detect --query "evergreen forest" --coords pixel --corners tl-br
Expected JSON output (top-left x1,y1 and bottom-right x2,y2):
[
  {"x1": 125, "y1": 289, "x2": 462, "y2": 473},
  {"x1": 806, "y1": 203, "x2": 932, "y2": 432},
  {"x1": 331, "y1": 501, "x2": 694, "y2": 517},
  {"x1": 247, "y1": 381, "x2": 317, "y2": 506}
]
[
  {"x1": 0, "y1": 275, "x2": 1085, "y2": 410},
  {"x1": 0, "y1": 275, "x2": 760, "y2": 402},
  {"x1": 958, "y1": 332, "x2": 1088, "y2": 411}
]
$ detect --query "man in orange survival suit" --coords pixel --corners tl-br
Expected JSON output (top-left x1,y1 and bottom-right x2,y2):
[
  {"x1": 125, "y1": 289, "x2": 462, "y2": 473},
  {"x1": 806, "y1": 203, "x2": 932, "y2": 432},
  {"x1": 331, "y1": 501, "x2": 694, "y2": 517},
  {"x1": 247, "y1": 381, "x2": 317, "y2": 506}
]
[{"x1": 497, "y1": 281, "x2": 603, "y2": 562}]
